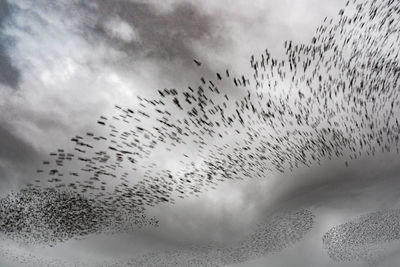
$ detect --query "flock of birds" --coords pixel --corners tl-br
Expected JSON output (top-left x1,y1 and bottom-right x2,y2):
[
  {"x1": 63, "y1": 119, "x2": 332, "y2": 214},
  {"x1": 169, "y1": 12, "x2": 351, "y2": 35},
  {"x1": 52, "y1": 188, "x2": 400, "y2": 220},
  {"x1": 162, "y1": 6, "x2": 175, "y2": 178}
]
[
  {"x1": 0, "y1": 209, "x2": 314, "y2": 266},
  {"x1": 323, "y1": 209, "x2": 400, "y2": 264},
  {"x1": 1, "y1": 0, "x2": 400, "y2": 265},
  {"x1": 124, "y1": 209, "x2": 314, "y2": 267},
  {"x1": 0, "y1": 187, "x2": 158, "y2": 245}
]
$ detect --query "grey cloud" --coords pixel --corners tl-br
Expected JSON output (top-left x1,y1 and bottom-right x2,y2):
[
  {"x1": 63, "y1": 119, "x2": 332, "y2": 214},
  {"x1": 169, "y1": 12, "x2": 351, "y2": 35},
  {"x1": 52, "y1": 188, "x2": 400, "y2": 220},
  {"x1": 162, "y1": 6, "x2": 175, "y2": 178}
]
[
  {"x1": 81, "y1": 0, "x2": 220, "y2": 65},
  {"x1": 0, "y1": 41, "x2": 20, "y2": 89},
  {"x1": 0, "y1": 0, "x2": 21, "y2": 89}
]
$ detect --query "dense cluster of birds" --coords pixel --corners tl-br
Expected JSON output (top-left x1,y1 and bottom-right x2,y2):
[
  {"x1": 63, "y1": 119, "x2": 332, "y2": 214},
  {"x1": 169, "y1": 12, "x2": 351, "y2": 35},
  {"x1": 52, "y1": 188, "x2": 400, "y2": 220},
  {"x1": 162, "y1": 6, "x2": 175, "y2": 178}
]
[
  {"x1": 0, "y1": 210, "x2": 313, "y2": 266},
  {"x1": 0, "y1": 242, "x2": 69, "y2": 267},
  {"x1": 1, "y1": 0, "x2": 400, "y2": 265},
  {"x1": 323, "y1": 209, "x2": 400, "y2": 264},
  {"x1": 123, "y1": 209, "x2": 314, "y2": 266},
  {"x1": 0, "y1": 187, "x2": 158, "y2": 245}
]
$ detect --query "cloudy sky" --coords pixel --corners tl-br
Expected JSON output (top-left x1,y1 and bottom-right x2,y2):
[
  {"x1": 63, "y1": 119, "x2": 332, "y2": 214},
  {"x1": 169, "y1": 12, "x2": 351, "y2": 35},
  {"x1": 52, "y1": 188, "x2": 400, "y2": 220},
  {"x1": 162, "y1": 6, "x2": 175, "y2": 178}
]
[{"x1": 1, "y1": 0, "x2": 400, "y2": 266}]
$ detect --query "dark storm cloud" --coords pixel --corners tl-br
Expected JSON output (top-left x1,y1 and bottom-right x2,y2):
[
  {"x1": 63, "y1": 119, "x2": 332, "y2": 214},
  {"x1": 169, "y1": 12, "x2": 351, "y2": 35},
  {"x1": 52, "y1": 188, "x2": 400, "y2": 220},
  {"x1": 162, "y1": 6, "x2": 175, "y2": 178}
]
[
  {"x1": 0, "y1": 122, "x2": 42, "y2": 192},
  {"x1": 243, "y1": 152, "x2": 400, "y2": 216},
  {"x1": 0, "y1": 0, "x2": 21, "y2": 89},
  {"x1": 81, "y1": 0, "x2": 220, "y2": 65},
  {"x1": 0, "y1": 123, "x2": 38, "y2": 163}
]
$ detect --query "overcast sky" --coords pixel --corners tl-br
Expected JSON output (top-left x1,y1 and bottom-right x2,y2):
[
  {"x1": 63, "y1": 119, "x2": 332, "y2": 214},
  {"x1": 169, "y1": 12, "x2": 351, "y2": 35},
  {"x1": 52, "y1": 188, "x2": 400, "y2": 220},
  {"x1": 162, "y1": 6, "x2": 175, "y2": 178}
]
[{"x1": 1, "y1": 0, "x2": 400, "y2": 266}]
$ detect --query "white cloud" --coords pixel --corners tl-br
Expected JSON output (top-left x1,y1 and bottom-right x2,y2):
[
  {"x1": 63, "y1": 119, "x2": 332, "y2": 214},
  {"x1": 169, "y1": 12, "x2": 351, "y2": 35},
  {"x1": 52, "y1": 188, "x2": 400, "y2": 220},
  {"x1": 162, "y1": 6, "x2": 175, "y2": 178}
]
[{"x1": 104, "y1": 17, "x2": 140, "y2": 43}]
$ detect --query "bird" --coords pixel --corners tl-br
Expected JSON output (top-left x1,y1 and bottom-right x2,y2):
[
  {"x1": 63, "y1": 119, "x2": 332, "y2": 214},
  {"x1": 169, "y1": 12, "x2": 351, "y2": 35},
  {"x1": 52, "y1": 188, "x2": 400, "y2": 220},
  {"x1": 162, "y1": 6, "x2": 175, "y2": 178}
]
[
  {"x1": 193, "y1": 59, "x2": 202, "y2": 66},
  {"x1": 1, "y1": 0, "x2": 400, "y2": 260}
]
